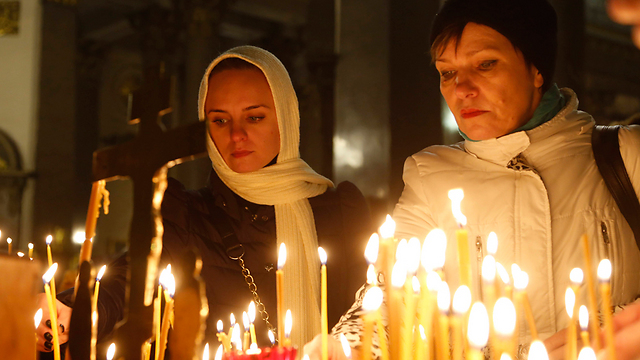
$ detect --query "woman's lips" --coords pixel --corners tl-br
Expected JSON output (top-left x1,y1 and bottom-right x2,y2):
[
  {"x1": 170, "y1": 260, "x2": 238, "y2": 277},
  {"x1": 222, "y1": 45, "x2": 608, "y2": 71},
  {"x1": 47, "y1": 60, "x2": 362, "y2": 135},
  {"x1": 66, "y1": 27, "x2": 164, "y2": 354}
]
[
  {"x1": 460, "y1": 109, "x2": 489, "y2": 119},
  {"x1": 232, "y1": 150, "x2": 252, "y2": 158}
]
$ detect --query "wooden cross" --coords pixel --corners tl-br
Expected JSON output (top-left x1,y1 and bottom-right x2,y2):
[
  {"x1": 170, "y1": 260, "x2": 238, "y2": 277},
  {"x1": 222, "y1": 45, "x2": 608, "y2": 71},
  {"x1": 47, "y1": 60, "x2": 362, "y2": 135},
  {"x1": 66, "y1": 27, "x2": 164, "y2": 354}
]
[{"x1": 92, "y1": 67, "x2": 207, "y2": 359}]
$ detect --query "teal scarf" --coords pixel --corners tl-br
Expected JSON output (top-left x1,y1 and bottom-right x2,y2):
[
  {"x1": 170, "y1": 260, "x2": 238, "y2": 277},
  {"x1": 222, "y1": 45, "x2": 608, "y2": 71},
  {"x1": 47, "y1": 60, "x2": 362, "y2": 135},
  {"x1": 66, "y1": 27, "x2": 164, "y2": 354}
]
[{"x1": 460, "y1": 84, "x2": 565, "y2": 141}]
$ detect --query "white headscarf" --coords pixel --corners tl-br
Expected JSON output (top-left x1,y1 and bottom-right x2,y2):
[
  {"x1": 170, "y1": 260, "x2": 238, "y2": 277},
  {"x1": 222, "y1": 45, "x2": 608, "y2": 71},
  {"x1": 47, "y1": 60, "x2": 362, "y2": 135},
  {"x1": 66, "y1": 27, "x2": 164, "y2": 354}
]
[{"x1": 198, "y1": 45, "x2": 333, "y2": 348}]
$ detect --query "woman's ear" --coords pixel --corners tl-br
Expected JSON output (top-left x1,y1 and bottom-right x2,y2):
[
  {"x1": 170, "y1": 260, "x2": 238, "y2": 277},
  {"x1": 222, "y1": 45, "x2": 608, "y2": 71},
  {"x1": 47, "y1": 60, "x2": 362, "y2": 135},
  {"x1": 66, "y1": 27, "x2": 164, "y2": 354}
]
[{"x1": 533, "y1": 67, "x2": 544, "y2": 89}]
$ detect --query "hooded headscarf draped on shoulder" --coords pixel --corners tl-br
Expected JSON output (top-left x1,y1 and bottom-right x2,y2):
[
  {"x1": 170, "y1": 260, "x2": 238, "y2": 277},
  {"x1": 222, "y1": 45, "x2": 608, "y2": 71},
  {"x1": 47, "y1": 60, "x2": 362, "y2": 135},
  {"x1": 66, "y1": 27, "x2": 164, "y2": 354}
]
[{"x1": 198, "y1": 45, "x2": 333, "y2": 348}]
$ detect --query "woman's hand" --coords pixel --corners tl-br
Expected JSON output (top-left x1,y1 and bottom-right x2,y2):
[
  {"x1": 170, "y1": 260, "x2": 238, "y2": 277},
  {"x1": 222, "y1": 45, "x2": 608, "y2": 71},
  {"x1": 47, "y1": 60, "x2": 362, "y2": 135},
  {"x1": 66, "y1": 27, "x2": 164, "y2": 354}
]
[
  {"x1": 544, "y1": 328, "x2": 570, "y2": 360},
  {"x1": 36, "y1": 293, "x2": 72, "y2": 352},
  {"x1": 303, "y1": 334, "x2": 360, "y2": 360},
  {"x1": 598, "y1": 302, "x2": 640, "y2": 360},
  {"x1": 608, "y1": 0, "x2": 640, "y2": 47}
]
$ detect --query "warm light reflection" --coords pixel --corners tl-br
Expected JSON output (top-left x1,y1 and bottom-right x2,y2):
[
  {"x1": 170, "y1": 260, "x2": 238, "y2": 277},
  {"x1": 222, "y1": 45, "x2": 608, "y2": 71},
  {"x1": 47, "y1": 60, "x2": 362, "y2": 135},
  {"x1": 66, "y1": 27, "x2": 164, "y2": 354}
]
[
  {"x1": 318, "y1": 247, "x2": 327, "y2": 265},
  {"x1": 487, "y1": 232, "x2": 498, "y2": 255},
  {"x1": 278, "y1": 243, "x2": 287, "y2": 270},
  {"x1": 339, "y1": 333, "x2": 352, "y2": 359},
  {"x1": 419, "y1": 324, "x2": 426, "y2": 340},
  {"x1": 379, "y1": 215, "x2": 396, "y2": 239},
  {"x1": 203, "y1": 343, "x2": 209, "y2": 360},
  {"x1": 366, "y1": 265, "x2": 377, "y2": 285},
  {"x1": 565, "y1": 288, "x2": 576, "y2": 317},
  {"x1": 34, "y1": 309, "x2": 43, "y2": 329},
  {"x1": 597, "y1": 259, "x2": 611, "y2": 281},
  {"x1": 422, "y1": 229, "x2": 447, "y2": 271},
  {"x1": 496, "y1": 262, "x2": 510, "y2": 285},
  {"x1": 362, "y1": 286, "x2": 384, "y2": 311},
  {"x1": 96, "y1": 265, "x2": 107, "y2": 281},
  {"x1": 448, "y1": 189, "x2": 467, "y2": 226},
  {"x1": 17, "y1": 251, "x2": 24, "y2": 257},
  {"x1": 577, "y1": 347, "x2": 597, "y2": 360},
  {"x1": 248, "y1": 301, "x2": 256, "y2": 323},
  {"x1": 46, "y1": 235, "x2": 53, "y2": 245},
  {"x1": 467, "y1": 302, "x2": 489, "y2": 349},
  {"x1": 407, "y1": 238, "x2": 422, "y2": 274},
  {"x1": 284, "y1": 310, "x2": 292, "y2": 338},
  {"x1": 426, "y1": 271, "x2": 442, "y2": 292},
  {"x1": 215, "y1": 344, "x2": 223, "y2": 360},
  {"x1": 72, "y1": 231, "x2": 86, "y2": 245},
  {"x1": 42, "y1": 263, "x2": 58, "y2": 283},
  {"x1": 493, "y1": 297, "x2": 516, "y2": 337},
  {"x1": 391, "y1": 262, "x2": 407, "y2": 289},
  {"x1": 437, "y1": 282, "x2": 451, "y2": 313},
  {"x1": 579, "y1": 305, "x2": 589, "y2": 331},
  {"x1": 482, "y1": 255, "x2": 496, "y2": 282},
  {"x1": 365, "y1": 234, "x2": 379, "y2": 265},
  {"x1": 528, "y1": 340, "x2": 550, "y2": 360},
  {"x1": 107, "y1": 343, "x2": 116, "y2": 360},
  {"x1": 452, "y1": 285, "x2": 472, "y2": 315},
  {"x1": 570, "y1": 268, "x2": 584, "y2": 285}
]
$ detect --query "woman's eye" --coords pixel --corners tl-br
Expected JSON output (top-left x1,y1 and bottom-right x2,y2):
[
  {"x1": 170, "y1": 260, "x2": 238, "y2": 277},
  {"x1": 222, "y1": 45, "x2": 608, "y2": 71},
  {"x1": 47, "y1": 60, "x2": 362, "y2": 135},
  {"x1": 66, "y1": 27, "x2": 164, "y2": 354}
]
[
  {"x1": 212, "y1": 118, "x2": 228, "y2": 125},
  {"x1": 479, "y1": 60, "x2": 497, "y2": 70},
  {"x1": 440, "y1": 70, "x2": 456, "y2": 82},
  {"x1": 248, "y1": 116, "x2": 264, "y2": 122}
]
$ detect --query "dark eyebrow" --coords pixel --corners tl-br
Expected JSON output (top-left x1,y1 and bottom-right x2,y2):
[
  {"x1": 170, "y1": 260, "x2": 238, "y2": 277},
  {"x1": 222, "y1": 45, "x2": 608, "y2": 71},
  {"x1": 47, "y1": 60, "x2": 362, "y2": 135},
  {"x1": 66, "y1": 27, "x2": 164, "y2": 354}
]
[{"x1": 207, "y1": 105, "x2": 270, "y2": 115}]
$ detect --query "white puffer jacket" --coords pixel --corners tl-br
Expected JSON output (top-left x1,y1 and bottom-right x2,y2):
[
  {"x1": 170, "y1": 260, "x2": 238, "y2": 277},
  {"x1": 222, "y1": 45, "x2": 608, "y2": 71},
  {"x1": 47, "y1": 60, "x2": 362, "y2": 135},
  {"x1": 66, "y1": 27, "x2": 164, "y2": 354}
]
[{"x1": 393, "y1": 89, "x2": 640, "y2": 342}]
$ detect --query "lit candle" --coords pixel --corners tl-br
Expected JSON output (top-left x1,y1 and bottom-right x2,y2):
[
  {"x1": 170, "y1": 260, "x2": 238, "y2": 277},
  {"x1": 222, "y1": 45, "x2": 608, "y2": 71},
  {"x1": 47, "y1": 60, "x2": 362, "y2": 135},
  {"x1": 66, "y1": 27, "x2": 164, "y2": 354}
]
[
  {"x1": 365, "y1": 233, "x2": 380, "y2": 266},
  {"x1": 449, "y1": 189, "x2": 471, "y2": 288},
  {"x1": 579, "y1": 305, "x2": 590, "y2": 348},
  {"x1": 215, "y1": 345, "x2": 224, "y2": 360},
  {"x1": 566, "y1": 286, "x2": 578, "y2": 360},
  {"x1": 28, "y1": 243, "x2": 34, "y2": 259},
  {"x1": 242, "y1": 311, "x2": 251, "y2": 351},
  {"x1": 319, "y1": 246, "x2": 328, "y2": 360},
  {"x1": 46, "y1": 235, "x2": 53, "y2": 266},
  {"x1": 401, "y1": 276, "x2": 420, "y2": 360},
  {"x1": 482, "y1": 254, "x2": 497, "y2": 355},
  {"x1": 82, "y1": 180, "x2": 107, "y2": 264},
  {"x1": 339, "y1": 334, "x2": 352, "y2": 359},
  {"x1": 416, "y1": 325, "x2": 426, "y2": 360},
  {"x1": 528, "y1": 340, "x2": 550, "y2": 360},
  {"x1": 277, "y1": 243, "x2": 287, "y2": 343},
  {"x1": 379, "y1": 216, "x2": 396, "y2": 325},
  {"x1": 493, "y1": 297, "x2": 517, "y2": 358},
  {"x1": 216, "y1": 320, "x2": 230, "y2": 352},
  {"x1": 577, "y1": 346, "x2": 597, "y2": 360},
  {"x1": 419, "y1": 230, "x2": 446, "y2": 360},
  {"x1": 43, "y1": 264, "x2": 61, "y2": 360},
  {"x1": 246, "y1": 343, "x2": 261, "y2": 355},
  {"x1": 7, "y1": 237, "x2": 12, "y2": 254},
  {"x1": 268, "y1": 330, "x2": 275, "y2": 347},
  {"x1": 598, "y1": 259, "x2": 616, "y2": 360},
  {"x1": 436, "y1": 282, "x2": 451, "y2": 360},
  {"x1": 232, "y1": 323, "x2": 242, "y2": 351},
  {"x1": 467, "y1": 302, "x2": 489, "y2": 360},
  {"x1": 228, "y1": 313, "x2": 236, "y2": 346},
  {"x1": 203, "y1": 343, "x2": 210, "y2": 360},
  {"x1": 487, "y1": 232, "x2": 498, "y2": 256},
  {"x1": 451, "y1": 286, "x2": 472, "y2": 360},
  {"x1": 155, "y1": 266, "x2": 168, "y2": 360},
  {"x1": 496, "y1": 263, "x2": 512, "y2": 299},
  {"x1": 389, "y1": 259, "x2": 406, "y2": 360},
  {"x1": 581, "y1": 235, "x2": 601, "y2": 350},
  {"x1": 360, "y1": 286, "x2": 383, "y2": 360},
  {"x1": 107, "y1": 343, "x2": 116, "y2": 360},
  {"x1": 513, "y1": 266, "x2": 537, "y2": 340},
  {"x1": 17, "y1": 251, "x2": 25, "y2": 257},
  {"x1": 248, "y1": 302, "x2": 257, "y2": 345},
  {"x1": 418, "y1": 271, "x2": 441, "y2": 360},
  {"x1": 157, "y1": 268, "x2": 176, "y2": 360},
  {"x1": 422, "y1": 229, "x2": 447, "y2": 274},
  {"x1": 283, "y1": 309, "x2": 292, "y2": 348},
  {"x1": 93, "y1": 265, "x2": 106, "y2": 313}
]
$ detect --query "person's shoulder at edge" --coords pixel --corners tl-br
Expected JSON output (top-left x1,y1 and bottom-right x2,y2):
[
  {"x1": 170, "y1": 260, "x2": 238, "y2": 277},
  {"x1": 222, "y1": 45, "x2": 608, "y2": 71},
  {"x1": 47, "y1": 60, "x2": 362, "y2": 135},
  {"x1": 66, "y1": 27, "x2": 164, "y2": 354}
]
[{"x1": 310, "y1": 181, "x2": 373, "y2": 233}]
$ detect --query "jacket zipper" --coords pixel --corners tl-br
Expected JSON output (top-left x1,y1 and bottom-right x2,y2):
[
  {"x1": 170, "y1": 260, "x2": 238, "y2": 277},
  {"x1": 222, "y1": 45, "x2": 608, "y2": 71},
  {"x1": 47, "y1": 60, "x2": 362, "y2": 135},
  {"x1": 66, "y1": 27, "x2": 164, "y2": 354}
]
[{"x1": 601, "y1": 221, "x2": 611, "y2": 259}]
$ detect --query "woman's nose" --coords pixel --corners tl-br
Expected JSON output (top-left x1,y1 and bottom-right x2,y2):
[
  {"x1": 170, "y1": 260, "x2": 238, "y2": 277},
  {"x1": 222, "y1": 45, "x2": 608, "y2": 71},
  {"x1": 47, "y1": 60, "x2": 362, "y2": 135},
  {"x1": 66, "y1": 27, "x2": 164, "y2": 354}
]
[
  {"x1": 230, "y1": 121, "x2": 248, "y2": 142},
  {"x1": 454, "y1": 73, "x2": 479, "y2": 99}
]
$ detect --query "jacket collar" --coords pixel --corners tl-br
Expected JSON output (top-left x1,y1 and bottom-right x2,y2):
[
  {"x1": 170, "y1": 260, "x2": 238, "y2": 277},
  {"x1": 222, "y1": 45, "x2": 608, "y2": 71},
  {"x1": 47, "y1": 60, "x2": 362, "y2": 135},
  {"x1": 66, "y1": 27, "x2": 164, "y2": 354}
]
[{"x1": 463, "y1": 88, "x2": 579, "y2": 167}]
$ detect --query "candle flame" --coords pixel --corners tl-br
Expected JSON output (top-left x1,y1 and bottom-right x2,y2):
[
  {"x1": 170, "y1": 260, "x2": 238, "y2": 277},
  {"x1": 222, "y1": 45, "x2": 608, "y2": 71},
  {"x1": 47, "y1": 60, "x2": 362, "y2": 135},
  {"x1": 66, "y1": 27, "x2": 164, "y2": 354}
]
[
  {"x1": 362, "y1": 286, "x2": 384, "y2": 311},
  {"x1": 426, "y1": 271, "x2": 442, "y2": 292},
  {"x1": 501, "y1": 354, "x2": 513, "y2": 360},
  {"x1": 107, "y1": 343, "x2": 116, "y2": 360},
  {"x1": 160, "y1": 267, "x2": 176, "y2": 297},
  {"x1": 28, "y1": 243, "x2": 34, "y2": 250},
  {"x1": 487, "y1": 232, "x2": 498, "y2": 255},
  {"x1": 565, "y1": 287, "x2": 576, "y2": 317},
  {"x1": 579, "y1": 305, "x2": 589, "y2": 331},
  {"x1": 412, "y1": 276, "x2": 420, "y2": 293},
  {"x1": 96, "y1": 265, "x2": 107, "y2": 281},
  {"x1": 268, "y1": 329, "x2": 275, "y2": 345},
  {"x1": 339, "y1": 333, "x2": 351, "y2": 359},
  {"x1": 230, "y1": 313, "x2": 236, "y2": 326},
  {"x1": 391, "y1": 261, "x2": 407, "y2": 288},
  {"x1": 570, "y1": 268, "x2": 584, "y2": 285},
  {"x1": 203, "y1": 343, "x2": 209, "y2": 360},
  {"x1": 467, "y1": 302, "x2": 490, "y2": 349},
  {"x1": 284, "y1": 309, "x2": 292, "y2": 338},
  {"x1": 482, "y1": 255, "x2": 496, "y2": 282},
  {"x1": 17, "y1": 251, "x2": 24, "y2": 257},
  {"x1": 34, "y1": 308, "x2": 43, "y2": 329},
  {"x1": 406, "y1": 238, "x2": 422, "y2": 274},
  {"x1": 303, "y1": 355, "x2": 310, "y2": 360},
  {"x1": 232, "y1": 323, "x2": 242, "y2": 351},
  {"x1": 437, "y1": 281, "x2": 451, "y2": 314},
  {"x1": 248, "y1": 301, "x2": 256, "y2": 323},
  {"x1": 46, "y1": 235, "x2": 52, "y2": 245},
  {"x1": 422, "y1": 229, "x2": 447, "y2": 271},
  {"x1": 7, "y1": 237, "x2": 12, "y2": 244},
  {"x1": 379, "y1": 215, "x2": 396, "y2": 239},
  {"x1": 42, "y1": 263, "x2": 58, "y2": 284},
  {"x1": 493, "y1": 297, "x2": 516, "y2": 337},
  {"x1": 215, "y1": 345, "x2": 223, "y2": 360},
  {"x1": 364, "y1": 233, "x2": 379, "y2": 265},
  {"x1": 318, "y1": 247, "x2": 327, "y2": 265},
  {"x1": 278, "y1": 243, "x2": 287, "y2": 270},
  {"x1": 514, "y1": 268, "x2": 529, "y2": 291},
  {"x1": 578, "y1": 347, "x2": 597, "y2": 360},
  {"x1": 217, "y1": 320, "x2": 224, "y2": 333},
  {"x1": 511, "y1": 263, "x2": 521, "y2": 279},
  {"x1": 448, "y1": 189, "x2": 467, "y2": 226},
  {"x1": 529, "y1": 340, "x2": 550, "y2": 360},
  {"x1": 496, "y1": 262, "x2": 511, "y2": 285},
  {"x1": 243, "y1": 311, "x2": 250, "y2": 331},
  {"x1": 452, "y1": 285, "x2": 472, "y2": 315},
  {"x1": 395, "y1": 239, "x2": 407, "y2": 262},
  {"x1": 597, "y1": 259, "x2": 611, "y2": 281},
  {"x1": 366, "y1": 265, "x2": 377, "y2": 285}
]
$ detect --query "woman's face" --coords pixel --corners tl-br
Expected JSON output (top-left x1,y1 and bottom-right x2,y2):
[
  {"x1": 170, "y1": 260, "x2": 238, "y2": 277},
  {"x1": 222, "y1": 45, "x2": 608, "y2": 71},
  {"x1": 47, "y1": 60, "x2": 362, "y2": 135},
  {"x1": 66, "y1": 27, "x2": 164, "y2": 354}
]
[
  {"x1": 435, "y1": 23, "x2": 545, "y2": 140},
  {"x1": 205, "y1": 68, "x2": 280, "y2": 173}
]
